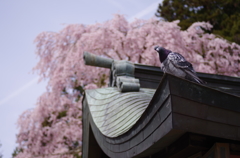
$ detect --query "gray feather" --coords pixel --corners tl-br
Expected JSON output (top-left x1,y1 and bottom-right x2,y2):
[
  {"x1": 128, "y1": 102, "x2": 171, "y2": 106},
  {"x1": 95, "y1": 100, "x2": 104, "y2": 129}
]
[{"x1": 160, "y1": 52, "x2": 205, "y2": 84}]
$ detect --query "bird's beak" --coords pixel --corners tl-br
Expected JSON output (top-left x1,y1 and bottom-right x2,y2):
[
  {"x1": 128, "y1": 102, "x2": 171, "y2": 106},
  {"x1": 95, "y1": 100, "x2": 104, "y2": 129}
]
[{"x1": 154, "y1": 46, "x2": 160, "y2": 52}]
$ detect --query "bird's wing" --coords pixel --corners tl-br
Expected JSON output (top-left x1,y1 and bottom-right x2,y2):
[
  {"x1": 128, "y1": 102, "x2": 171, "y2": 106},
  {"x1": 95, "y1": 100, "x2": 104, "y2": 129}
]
[
  {"x1": 168, "y1": 52, "x2": 205, "y2": 84},
  {"x1": 167, "y1": 52, "x2": 196, "y2": 74}
]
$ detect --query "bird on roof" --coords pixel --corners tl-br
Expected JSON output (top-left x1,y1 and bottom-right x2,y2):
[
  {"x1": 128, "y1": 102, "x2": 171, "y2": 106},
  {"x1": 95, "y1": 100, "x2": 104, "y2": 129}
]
[{"x1": 154, "y1": 46, "x2": 206, "y2": 84}]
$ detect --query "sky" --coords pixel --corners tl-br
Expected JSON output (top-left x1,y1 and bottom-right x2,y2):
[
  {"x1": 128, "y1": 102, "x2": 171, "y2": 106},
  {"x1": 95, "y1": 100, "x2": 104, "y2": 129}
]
[{"x1": 0, "y1": 0, "x2": 162, "y2": 157}]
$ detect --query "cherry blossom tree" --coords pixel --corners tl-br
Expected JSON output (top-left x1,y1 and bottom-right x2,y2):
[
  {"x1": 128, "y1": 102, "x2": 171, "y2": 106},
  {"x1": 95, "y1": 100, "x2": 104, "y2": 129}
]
[{"x1": 15, "y1": 14, "x2": 240, "y2": 158}]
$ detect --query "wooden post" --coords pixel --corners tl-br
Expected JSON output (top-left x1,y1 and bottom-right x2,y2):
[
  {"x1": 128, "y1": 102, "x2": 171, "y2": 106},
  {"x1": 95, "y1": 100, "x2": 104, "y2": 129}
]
[{"x1": 202, "y1": 143, "x2": 230, "y2": 158}]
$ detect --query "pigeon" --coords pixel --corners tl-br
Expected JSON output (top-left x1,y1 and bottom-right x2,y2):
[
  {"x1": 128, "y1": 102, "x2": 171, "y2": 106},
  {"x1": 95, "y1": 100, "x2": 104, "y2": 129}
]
[{"x1": 154, "y1": 46, "x2": 205, "y2": 84}]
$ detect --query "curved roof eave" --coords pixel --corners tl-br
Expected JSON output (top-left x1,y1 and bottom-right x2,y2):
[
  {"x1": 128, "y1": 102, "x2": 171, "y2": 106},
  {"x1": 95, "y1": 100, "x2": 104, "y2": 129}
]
[{"x1": 83, "y1": 73, "x2": 240, "y2": 158}]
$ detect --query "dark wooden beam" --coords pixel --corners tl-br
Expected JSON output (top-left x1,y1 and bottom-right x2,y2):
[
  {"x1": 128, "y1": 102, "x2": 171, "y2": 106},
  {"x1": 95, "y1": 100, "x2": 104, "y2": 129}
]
[{"x1": 134, "y1": 64, "x2": 240, "y2": 96}]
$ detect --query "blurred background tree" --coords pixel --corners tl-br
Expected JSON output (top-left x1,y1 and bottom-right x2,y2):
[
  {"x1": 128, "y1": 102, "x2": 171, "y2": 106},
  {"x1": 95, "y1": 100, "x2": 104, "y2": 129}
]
[{"x1": 156, "y1": 0, "x2": 240, "y2": 44}]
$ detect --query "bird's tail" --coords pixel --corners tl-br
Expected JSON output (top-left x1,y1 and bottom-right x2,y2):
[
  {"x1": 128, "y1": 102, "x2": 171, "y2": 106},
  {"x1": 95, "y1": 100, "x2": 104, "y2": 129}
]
[
  {"x1": 194, "y1": 76, "x2": 207, "y2": 84},
  {"x1": 185, "y1": 72, "x2": 207, "y2": 84}
]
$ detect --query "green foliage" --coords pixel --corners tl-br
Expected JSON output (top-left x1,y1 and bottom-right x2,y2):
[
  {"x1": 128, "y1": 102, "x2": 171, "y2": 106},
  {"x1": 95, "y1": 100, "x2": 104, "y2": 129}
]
[
  {"x1": 41, "y1": 110, "x2": 67, "y2": 127},
  {"x1": 41, "y1": 116, "x2": 52, "y2": 127},
  {"x1": 12, "y1": 147, "x2": 23, "y2": 157},
  {"x1": 156, "y1": 0, "x2": 240, "y2": 44},
  {"x1": 57, "y1": 110, "x2": 67, "y2": 119},
  {"x1": 95, "y1": 74, "x2": 108, "y2": 87}
]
